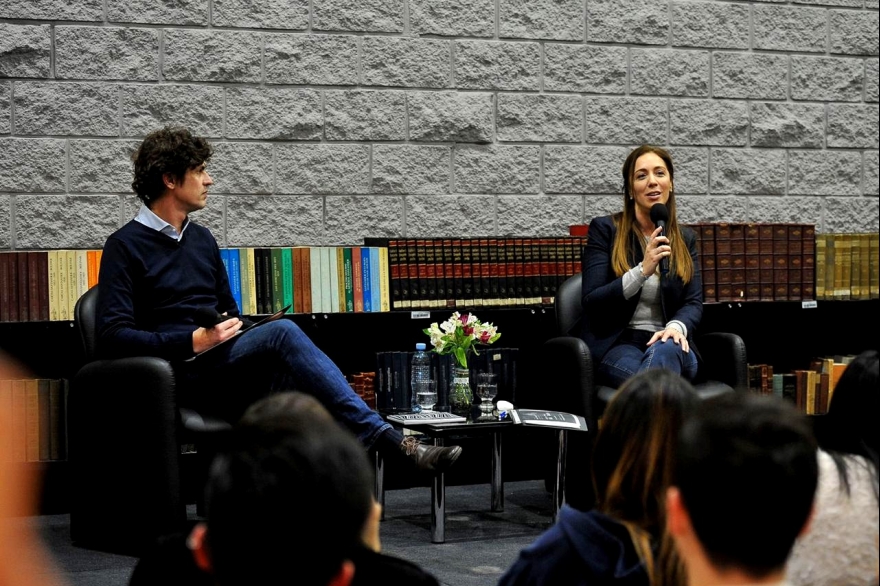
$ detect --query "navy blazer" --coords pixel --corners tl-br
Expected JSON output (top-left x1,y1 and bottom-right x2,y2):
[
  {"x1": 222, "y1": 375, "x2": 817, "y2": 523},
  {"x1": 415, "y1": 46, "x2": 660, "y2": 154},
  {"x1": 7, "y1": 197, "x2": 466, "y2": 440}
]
[{"x1": 580, "y1": 214, "x2": 703, "y2": 364}]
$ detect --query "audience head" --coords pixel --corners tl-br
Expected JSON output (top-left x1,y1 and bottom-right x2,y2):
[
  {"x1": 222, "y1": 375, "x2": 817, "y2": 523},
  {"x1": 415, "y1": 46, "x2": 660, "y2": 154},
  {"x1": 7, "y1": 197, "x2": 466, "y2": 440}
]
[
  {"x1": 822, "y1": 350, "x2": 878, "y2": 467},
  {"x1": 592, "y1": 369, "x2": 699, "y2": 538},
  {"x1": 667, "y1": 392, "x2": 818, "y2": 580},
  {"x1": 196, "y1": 392, "x2": 374, "y2": 586},
  {"x1": 131, "y1": 126, "x2": 213, "y2": 204}
]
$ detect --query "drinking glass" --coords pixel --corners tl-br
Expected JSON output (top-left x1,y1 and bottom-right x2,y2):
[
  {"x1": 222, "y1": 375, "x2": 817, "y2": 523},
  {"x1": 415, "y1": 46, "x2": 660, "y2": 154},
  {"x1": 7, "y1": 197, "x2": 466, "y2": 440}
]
[
  {"x1": 416, "y1": 380, "x2": 438, "y2": 412},
  {"x1": 477, "y1": 373, "x2": 498, "y2": 418}
]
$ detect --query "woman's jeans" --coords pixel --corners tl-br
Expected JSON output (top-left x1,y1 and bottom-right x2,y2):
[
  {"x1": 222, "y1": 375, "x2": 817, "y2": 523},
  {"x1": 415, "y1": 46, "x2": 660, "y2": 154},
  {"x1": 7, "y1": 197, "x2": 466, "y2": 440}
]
[
  {"x1": 176, "y1": 320, "x2": 391, "y2": 448},
  {"x1": 597, "y1": 329, "x2": 698, "y2": 389}
]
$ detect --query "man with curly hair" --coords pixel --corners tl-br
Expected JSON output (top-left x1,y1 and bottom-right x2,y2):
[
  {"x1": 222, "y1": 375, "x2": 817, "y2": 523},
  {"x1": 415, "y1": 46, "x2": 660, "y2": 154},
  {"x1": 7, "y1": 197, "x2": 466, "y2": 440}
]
[{"x1": 96, "y1": 126, "x2": 461, "y2": 471}]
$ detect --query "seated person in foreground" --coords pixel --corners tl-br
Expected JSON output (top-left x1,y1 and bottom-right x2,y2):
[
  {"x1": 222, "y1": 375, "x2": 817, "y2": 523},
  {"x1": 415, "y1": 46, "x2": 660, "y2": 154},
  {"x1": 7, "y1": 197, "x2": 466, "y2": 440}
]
[
  {"x1": 666, "y1": 392, "x2": 818, "y2": 586},
  {"x1": 498, "y1": 369, "x2": 699, "y2": 586},
  {"x1": 97, "y1": 125, "x2": 460, "y2": 472},
  {"x1": 129, "y1": 392, "x2": 441, "y2": 586},
  {"x1": 786, "y1": 350, "x2": 879, "y2": 586}
]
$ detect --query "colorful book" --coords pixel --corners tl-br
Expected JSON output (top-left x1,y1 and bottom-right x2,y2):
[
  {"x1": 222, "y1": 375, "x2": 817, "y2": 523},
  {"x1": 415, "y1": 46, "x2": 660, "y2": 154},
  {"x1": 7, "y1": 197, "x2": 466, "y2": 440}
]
[
  {"x1": 361, "y1": 247, "x2": 373, "y2": 313},
  {"x1": 319, "y1": 246, "x2": 332, "y2": 314},
  {"x1": 343, "y1": 247, "x2": 355, "y2": 312},
  {"x1": 270, "y1": 248, "x2": 284, "y2": 313},
  {"x1": 281, "y1": 247, "x2": 294, "y2": 313},
  {"x1": 369, "y1": 247, "x2": 381, "y2": 312},
  {"x1": 310, "y1": 247, "x2": 322, "y2": 313},
  {"x1": 228, "y1": 248, "x2": 243, "y2": 314},
  {"x1": 329, "y1": 247, "x2": 341, "y2": 314},
  {"x1": 352, "y1": 247, "x2": 364, "y2": 312},
  {"x1": 335, "y1": 247, "x2": 346, "y2": 313},
  {"x1": 379, "y1": 246, "x2": 391, "y2": 312},
  {"x1": 239, "y1": 248, "x2": 252, "y2": 316}
]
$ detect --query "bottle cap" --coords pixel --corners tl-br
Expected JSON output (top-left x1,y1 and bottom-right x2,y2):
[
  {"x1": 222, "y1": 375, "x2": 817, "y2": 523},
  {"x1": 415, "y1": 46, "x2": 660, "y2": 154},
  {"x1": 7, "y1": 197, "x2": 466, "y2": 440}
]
[{"x1": 415, "y1": 342, "x2": 427, "y2": 351}]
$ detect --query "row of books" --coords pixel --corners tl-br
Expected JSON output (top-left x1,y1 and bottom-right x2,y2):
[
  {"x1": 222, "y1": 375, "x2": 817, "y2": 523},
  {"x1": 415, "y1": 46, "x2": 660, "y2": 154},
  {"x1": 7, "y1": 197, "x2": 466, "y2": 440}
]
[
  {"x1": 374, "y1": 347, "x2": 519, "y2": 413},
  {"x1": 816, "y1": 233, "x2": 879, "y2": 300},
  {"x1": 0, "y1": 250, "x2": 102, "y2": 323},
  {"x1": 363, "y1": 237, "x2": 588, "y2": 310},
  {"x1": 747, "y1": 355, "x2": 854, "y2": 415},
  {"x1": 221, "y1": 246, "x2": 391, "y2": 316},
  {"x1": 0, "y1": 378, "x2": 68, "y2": 462},
  {"x1": 690, "y1": 223, "x2": 818, "y2": 303}
]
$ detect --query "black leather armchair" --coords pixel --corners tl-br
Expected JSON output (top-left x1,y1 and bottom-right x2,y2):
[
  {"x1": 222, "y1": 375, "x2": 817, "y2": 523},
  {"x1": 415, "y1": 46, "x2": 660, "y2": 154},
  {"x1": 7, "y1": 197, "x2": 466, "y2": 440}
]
[
  {"x1": 69, "y1": 285, "x2": 231, "y2": 553},
  {"x1": 540, "y1": 273, "x2": 748, "y2": 508}
]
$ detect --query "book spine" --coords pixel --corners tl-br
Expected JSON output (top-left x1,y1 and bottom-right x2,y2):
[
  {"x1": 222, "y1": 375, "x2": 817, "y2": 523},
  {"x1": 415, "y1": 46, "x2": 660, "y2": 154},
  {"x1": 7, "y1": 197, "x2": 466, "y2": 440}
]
[
  {"x1": 329, "y1": 246, "x2": 341, "y2": 314},
  {"x1": 17, "y1": 252, "x2": 30, "y2": 321},
  {"x1": 229, "y1": 248, "x2": 243, "y2": 314},
  {"x1": 335, "y1": 247, "x2": 345, "y2": 313},
  {"x1": 378, "y1": 246, "x2": 390, "y2": 312},
  {"x1": 352, "y1": 246, "x2": 364, "y2": 312},
  {"x1": 815, "y1": 234, "x2": 826, "y2": 300},
  {"x1": 367, "y1": 247, "x2": 380, "y2": 312},
  {"x1": 361, "y1": 247, "x2": 373, "y2": 313},
  {"x1": 309, "y1": 247, "x2": 322, "y2": 313},
  {"x1": 87, "y1": 249, "x2": 99, "y2": 289},
  {"x1": 245, "y1": 248, "x2": 257, "y2": 315},
  {"x1": 292, "y1": 247, "x2": 304, "y2": 314},
  {"x1": 25, "y1": 379, "x2": 40, "y2": 461},
  {"x1": 320, "y1": 246, "x2": 332, "y2": 314},
  {"x1": 75, "y1": 249, "x2": 88, "y2": 311},
  {"x1": 27, "y1": 251, "x2": 41, "y2": 322},
  {"x1": 11, "y1": 379, "x2": 27, "y2": 461},
  {"x1": 269, "y1": 248, "x2": 282, "y2": 313},
  {"x1": 386, "y1": 240, "x2": 402, "y2": 310},
  {"x1": 0, "y1": 253, "x2": 10, "y2": 322},
  {"x1": 239, "y1": 248, "x2": 252, "y2": 316},
  {"x1": 259, "y1": 248, "x2": 274, "y2": 314},
  {"x1": 37, "y1": 378, "x2": 50, "y2": 461},
  {"x1": 343, "y1": 247, "x2": 355, "y2": 312},
  {"x1": 0, "y1": 380, "x2": 11, "y2": 461},
  {"x1": 281, "y1": 247, "x2": 294, "y2": 313},
  {"x1": 48, "y1": 378, "x2": 64, "y2": 460}
]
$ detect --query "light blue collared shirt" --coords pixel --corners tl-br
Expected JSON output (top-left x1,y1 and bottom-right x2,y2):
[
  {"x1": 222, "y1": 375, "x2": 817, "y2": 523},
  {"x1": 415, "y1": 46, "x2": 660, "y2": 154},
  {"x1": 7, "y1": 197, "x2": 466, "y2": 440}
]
[{"x1": 134, "y1": 204, "x2": 190, "y2": 241}]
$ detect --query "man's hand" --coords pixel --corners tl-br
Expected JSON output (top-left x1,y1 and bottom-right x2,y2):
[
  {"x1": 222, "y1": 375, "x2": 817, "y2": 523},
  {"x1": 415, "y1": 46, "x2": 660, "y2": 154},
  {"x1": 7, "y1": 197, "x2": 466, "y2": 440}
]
[{"x1": 192, "y1": 316, "x2": 243, "y2": 354}]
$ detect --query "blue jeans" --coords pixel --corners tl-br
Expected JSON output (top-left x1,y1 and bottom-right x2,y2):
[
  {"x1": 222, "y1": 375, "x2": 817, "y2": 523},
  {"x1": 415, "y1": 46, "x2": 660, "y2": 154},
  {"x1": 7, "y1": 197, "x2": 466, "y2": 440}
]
[
  {"x1": 177, "y1": 320, "x2": 391, "y2": 448},
  {"x1": 597, "y1": 331, "x2": 699, "y2": 389}
]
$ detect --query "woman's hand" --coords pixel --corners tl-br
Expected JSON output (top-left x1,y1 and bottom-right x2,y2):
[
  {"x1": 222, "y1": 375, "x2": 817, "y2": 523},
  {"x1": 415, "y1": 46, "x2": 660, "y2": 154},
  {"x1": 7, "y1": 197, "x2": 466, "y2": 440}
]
[
  {"x1": 643, "y1": 225, "x2": 671, "y2": 276},
  {"x1": 647, "y1": 328, "x2": 689, "y2": 353},
  {"x1": 192, "y1": 316, "x2": 243, "y2": 354}
]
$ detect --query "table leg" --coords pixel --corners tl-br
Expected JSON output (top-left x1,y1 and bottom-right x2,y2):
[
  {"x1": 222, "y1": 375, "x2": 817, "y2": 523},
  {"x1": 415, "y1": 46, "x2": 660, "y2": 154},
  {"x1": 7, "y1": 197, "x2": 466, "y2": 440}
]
[
  {"x1": 431, "y1": 437, "x2": 446, "y2": 544},
  {"x1": 491, "y1": 431, "x2": 504, "y2": 512},
  {"x1": 553, "y1": 429, "x2": 568, "y2": 522},
  {"x1": 374, "y1": 450, "x2": 385, "y2": 521}
]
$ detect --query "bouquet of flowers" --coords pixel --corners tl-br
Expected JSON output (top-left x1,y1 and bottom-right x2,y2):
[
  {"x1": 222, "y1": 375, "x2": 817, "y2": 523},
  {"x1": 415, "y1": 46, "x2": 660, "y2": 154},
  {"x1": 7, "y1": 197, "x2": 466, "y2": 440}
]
[{"x1": 423, "y1": 312, "x2": 501, "y2": 368}]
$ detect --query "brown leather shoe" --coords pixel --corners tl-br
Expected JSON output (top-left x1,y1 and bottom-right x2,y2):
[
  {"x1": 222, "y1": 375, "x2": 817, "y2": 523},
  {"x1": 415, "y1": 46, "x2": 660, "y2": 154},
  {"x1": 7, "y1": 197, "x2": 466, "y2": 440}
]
[{"x1": 400, "y1": 436, "x2": 463, "y2": 471}]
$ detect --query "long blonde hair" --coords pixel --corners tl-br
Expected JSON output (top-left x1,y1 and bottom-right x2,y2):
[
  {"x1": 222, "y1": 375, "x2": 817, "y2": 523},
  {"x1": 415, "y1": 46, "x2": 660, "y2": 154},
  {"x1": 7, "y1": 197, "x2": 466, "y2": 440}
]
[
  {"x1": 611, "y1": 146, "x2": 694, "y2": 283},
  {"x1": 592, "y1": 370, "x2": 699, "y2": 586}
]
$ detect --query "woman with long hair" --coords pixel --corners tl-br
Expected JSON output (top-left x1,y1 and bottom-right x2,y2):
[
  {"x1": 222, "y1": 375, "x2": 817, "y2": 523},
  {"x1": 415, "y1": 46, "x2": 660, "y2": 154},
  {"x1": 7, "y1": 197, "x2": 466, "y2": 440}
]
[
  {"x1": 498, "y1": 369, "x2": 698, "y2": 586},
  {"x1": 581, "y1": 146, "x2": 702, "y2": 389}
]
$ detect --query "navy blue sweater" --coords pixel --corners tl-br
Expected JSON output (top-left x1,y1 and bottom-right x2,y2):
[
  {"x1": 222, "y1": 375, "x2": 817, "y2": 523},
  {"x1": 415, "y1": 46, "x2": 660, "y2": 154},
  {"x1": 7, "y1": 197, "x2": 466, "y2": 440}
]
[{"x1": 96, "y1": 219, "x2": 239, "y2": 361}]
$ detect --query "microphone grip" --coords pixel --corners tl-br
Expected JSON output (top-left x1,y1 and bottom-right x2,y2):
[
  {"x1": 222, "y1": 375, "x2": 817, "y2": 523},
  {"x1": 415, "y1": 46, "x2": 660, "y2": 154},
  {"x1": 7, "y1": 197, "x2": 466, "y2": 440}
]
[{"x1": 657, "y1": 221, "x2": 669, "y2": 275}]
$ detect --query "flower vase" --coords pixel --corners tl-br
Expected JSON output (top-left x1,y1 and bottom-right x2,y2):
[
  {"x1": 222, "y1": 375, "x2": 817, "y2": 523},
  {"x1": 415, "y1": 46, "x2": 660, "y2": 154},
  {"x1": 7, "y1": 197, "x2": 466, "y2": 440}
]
[{"x1": 449, "y1": 366, "x2": 473, "y2": 415}]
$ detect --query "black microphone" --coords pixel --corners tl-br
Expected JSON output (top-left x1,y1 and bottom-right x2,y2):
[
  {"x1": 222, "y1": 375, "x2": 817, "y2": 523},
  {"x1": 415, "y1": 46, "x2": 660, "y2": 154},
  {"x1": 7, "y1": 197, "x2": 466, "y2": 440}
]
[
  {"x1": 649, "y1": 203, "x2": 670, "y2": 275},
  {"x1": 194, "y1": 307, "x2": 231, "y2": 328}
]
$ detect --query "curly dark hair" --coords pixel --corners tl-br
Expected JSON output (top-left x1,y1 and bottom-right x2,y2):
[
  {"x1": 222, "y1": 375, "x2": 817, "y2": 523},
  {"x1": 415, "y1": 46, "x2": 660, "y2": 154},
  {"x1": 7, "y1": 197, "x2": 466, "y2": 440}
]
[{"x1": 131, "y1": 126, "x2": 213, "y2": 204}]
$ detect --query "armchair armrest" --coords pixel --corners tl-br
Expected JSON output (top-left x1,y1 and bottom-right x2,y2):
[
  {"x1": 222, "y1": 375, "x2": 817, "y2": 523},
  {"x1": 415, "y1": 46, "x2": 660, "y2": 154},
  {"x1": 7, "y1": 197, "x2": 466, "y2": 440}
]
[
  {"x1": 540, "y1": 336, "x2": 596, "y2": 426},
  {"x1": 695, "y1": 332, "x2": 748, "y2": 393}
]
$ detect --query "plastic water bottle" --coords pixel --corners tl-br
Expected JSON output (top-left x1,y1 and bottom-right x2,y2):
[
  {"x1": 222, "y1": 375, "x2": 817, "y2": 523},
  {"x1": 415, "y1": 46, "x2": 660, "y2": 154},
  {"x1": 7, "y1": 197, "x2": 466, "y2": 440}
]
[{"x1": 410, "y1": 342, "x2": 431, "y2": 413}]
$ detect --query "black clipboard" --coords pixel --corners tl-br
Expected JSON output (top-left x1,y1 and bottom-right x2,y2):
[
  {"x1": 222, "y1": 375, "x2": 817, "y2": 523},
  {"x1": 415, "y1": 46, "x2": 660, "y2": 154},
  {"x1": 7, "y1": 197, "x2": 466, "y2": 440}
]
[{"x1": 186, "y1": 304, "x2": 292, "y2": 361}]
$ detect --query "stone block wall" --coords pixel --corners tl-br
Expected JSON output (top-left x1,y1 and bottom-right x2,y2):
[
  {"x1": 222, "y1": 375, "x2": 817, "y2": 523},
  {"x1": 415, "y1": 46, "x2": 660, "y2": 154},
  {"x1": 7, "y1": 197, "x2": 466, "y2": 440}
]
[{"x1": 0, "y1": 0, "x2": 877, "y2": 249}]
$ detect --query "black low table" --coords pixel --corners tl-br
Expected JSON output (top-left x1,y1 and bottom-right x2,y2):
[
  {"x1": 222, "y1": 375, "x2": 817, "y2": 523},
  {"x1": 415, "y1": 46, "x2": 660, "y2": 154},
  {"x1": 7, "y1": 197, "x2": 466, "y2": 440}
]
[{"x1": 377, "y1": 412, "x2": 583, "y2": 543}]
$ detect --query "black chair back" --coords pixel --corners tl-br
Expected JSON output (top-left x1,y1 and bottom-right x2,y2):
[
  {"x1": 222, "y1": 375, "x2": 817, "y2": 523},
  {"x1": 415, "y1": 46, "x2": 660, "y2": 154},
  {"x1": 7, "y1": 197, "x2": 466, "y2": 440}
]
[{"x1": 74, "y1": 284, "x2": 100, "y2": 362}]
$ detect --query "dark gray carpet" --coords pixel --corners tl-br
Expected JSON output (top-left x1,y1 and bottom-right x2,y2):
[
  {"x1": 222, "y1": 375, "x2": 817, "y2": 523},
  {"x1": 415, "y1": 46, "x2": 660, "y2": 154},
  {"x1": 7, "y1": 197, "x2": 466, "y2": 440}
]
[{"x1": 23, "y1": 480, "x2": 554, "y2": 586}]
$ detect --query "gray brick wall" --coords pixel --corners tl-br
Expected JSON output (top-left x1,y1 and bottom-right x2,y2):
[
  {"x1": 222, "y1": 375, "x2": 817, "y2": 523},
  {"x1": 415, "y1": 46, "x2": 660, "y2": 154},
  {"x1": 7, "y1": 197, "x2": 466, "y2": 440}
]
[{"x1": 0, "y1": 0, "x2": 877, "y2": 249}]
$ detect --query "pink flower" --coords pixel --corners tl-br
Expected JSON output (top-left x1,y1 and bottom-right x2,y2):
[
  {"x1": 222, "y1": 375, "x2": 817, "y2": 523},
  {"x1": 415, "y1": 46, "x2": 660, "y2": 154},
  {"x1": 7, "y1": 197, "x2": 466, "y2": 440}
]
[
  {"x1": 463, "y1": 325, "x2": 474, "y2": 336},
  {"x1": 480, "y1": 331, "x2": 491, "y2": 343}
]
